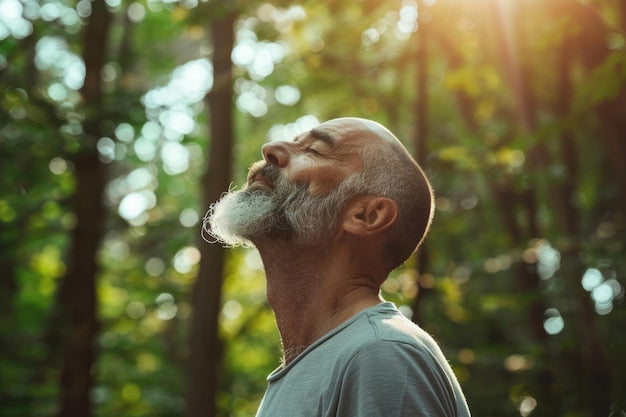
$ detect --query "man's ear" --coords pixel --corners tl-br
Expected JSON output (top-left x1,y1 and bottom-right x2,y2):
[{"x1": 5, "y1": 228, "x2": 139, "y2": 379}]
[{"x1": 342, "y1": 196, "x2": 398, "y2": 237}]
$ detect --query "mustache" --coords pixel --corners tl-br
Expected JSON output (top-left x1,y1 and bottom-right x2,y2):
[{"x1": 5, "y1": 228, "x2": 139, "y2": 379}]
[{"x1": 246, "y1": 161, "x2": 282, "y2": 186}]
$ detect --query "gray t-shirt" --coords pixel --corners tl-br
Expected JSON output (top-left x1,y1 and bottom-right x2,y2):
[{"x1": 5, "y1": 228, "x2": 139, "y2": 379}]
[{"x1": 255, "y1": 302, "x2": 471, "y2": 417}]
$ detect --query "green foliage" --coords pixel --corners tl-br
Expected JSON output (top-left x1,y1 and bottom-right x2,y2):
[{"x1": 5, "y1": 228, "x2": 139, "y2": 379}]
[{"x1": 1, "y1": 0, "x2": 625, "y2": 416}]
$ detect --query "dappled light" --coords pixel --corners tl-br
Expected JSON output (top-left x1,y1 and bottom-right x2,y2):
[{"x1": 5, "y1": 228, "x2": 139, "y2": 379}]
[
  {"x1": 118, "y1": 190, "x2": 157, "y2": 224},
  {"x1": 179, "y1": 207, "x2": 199, "y2": 228},
  {"x1": 235, "y1": 79, "x2": 270, "y2": 117},
  {"x1": 504, "y1": 354, "x2": 533, "y2": 373},
  {"x1": 535, "y1": 241, "x2": 561, "y2": 280},
  {"x1": 543, "y1": 308, "x2": 565, "y2": 335},
  {"x1": 0, "y1": 0, "x2": 33, "y2": 39},
  {"x1": 581, "y1": 267, "x2": 625, "y2": 315},
  {"x1": 145, "y1": 257, "x2": 166, "y2": 277},
  {"x1": 161, "y1": 141, "x2": 190, "y2": 174},
  {"x1": 397, "y1": 0, "x2": 419, "y2": 35},
  {"x1": 222, "y1": 300, "x2": 243, "y2": 321},
  {"x1": 145, "y1": 61, "x2": 211, "y2": 100},
  {"x1": 48, "y1": 156, "x2": 68, "y2": 175},
  {"x1": 274, "y1": 85, "x2": 301, "y2": 106},
  {"x1": 35, "y1": 36, "x2": 84, "y2": 90},
  {"x1": 172, "y1": 246, "x2": 200, "y2": 274},
  {"x1": 519, "y1": 396, "x2": 538, "y2": 417},
  {"x1": 127, "y1": 2, "x2": 146, "y2": 23},
  {"x1": 126, "y1": 300, "x2": 146, "y2": 320},
  {"x1": 256, "y1": 4, "x2": 306, "y2": 33},
  {"x1": 155, "y1": 292, "x2": 178, "y2": 320},
  {"x1": 231, "y1": 31, "x2": 287, "y2": 81},
  {"x1": 108, "y1": 166, "x2": 159, "y2": 225},
  {"x1": 267, "y1": 114, "x2": 320, "y2": 142},
  {"x1": 2, "y1": 0, "x2": 625, "y2": 416},
  {"x1": 244, "y1": 249, "x2": 264, "y2": 271}
]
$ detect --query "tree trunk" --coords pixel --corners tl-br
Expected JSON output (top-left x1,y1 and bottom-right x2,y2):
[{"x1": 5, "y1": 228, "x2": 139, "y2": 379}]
[
  {"x1": 410, "y1": 0, "x2": 433, "y2": 326},
  {"x1": 187, "y1": 12, "x2": 236, "y2": 417},
  {"x1": 567, "y1": 0, "x2": 626, "y2": 213},
  {"x1": 56, "y1": 153, "x2": 107, "y2": 417},
  {"x1": 549, "y1": 5, "x2": 612, "y2": 413},
  {"x1": 56, "y1": 1, "x2": 112, "y2": 416}
]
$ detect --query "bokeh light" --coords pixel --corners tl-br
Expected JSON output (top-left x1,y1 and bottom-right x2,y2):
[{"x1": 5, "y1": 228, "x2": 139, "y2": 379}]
[
  {"x1": 172, "y1": 246, "x2": 200, "y2": 274},
  {"x1": 275, "y1": 85, "x2": 300, "y2": 106},
  {"x1": 179, "y1": 208, "x2": 199, "y2": 228},
  {"x1": 35, "y1": 36, "x2": 85, "y2": 90},
  {"x1": 126, "y1": 301, "x2": 146, "y2": 319},
  {"x1": 0, "y1": 0, "x2": 33, "y2": 39},
  {"x1": 543, "y1": 308, "x2": 564, "y2": 335},
  {"x1": 145, "y1": 257, "x2": 165, "y2": 277},
  {"x1": 580, "y1": 268, "x2": 624, "y2": 315},
  {"x1": 519, "y1": 396, "x2": 537, "y2": 417},
  {"x1": 155, "y1": 293, "x2": 177, "y2": 320},
  {"x1": 49, "y1": 157, "x2": 68, "y2": 175},
  {"x1": 266, "y1": 114, "x2": 320, "y2": 142}
]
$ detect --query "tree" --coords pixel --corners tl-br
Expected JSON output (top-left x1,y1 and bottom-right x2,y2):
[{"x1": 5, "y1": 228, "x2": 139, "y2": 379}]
[
  {"x1": 187, "y1": 6, "x2": 236, "y2": 417},
  {"x1": 53, "y1": 2, "x2": 113, "y2": 416},
  {"x1": 1, "y1": 1, "x2": 624, "y2": 416}
]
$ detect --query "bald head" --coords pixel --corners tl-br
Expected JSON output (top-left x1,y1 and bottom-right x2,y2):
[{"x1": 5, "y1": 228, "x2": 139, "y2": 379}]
[
  {"x1": 316, "y1": 117, "x2": 434, "y2": 270},
  {"x1": 313, "y1": 117, "x2": 402, "y2": 148}
]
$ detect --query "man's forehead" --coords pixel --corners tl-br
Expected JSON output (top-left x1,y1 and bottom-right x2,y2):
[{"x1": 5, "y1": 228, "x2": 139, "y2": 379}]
[
  {"x1": 332, "y1": 117, "x2": 395, "y2": 137},
  {"x1": 316, "y1": 118, "x2": 365, "y2": 134},
  {"x1": 299, "y1": 119, "x2": 372, "y2": 142},
  {"x1": 292, "y1": 117, "x2": 398, "y2": 148}
]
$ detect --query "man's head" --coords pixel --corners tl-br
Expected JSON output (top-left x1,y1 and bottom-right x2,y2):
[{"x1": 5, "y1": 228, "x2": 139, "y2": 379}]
[{"x1": 204, "y1": 117, "x2": 434, "y2": 270}]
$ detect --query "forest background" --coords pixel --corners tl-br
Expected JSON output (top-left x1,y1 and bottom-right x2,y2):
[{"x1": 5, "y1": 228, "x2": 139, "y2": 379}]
[{"x1": 1, "y1": 0, "x2": 625, "y2": 416}]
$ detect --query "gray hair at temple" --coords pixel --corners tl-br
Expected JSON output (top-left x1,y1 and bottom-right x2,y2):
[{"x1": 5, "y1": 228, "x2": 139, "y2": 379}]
[{"x1": 339, "y1": 128, "x2": 435, "y2": 271}]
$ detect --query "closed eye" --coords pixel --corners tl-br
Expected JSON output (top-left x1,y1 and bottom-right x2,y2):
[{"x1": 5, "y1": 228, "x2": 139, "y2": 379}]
[{"x1": 306, "y1": 147, "x2": 321, "y2": 155}]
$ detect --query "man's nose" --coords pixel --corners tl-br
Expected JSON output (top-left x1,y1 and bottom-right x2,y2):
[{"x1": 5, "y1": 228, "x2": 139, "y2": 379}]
[{"x1": 262, "y1": 141, "x2": 289, "y2": 167}]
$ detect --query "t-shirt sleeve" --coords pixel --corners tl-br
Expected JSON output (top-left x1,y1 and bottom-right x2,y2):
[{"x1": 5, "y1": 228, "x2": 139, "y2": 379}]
[{"x1": 336, "y1": 340, "x2": 459, "y2": 417}]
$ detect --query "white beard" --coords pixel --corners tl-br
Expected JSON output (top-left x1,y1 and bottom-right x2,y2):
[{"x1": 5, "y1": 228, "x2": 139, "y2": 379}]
[
  {"x1": 203, "y1": 164, "x2": 362, "y2": 248},
  {"x1": 204, "y1": 183, "x2": 292, "y2": 247}
]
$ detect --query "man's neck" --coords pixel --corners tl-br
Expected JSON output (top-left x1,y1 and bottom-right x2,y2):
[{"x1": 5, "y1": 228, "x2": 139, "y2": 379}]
[{"x1": 256, "y1": 240, "x2": 382, "y2": 365}]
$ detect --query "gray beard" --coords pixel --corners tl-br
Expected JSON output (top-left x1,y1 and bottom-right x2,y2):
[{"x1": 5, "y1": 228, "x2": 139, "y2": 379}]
[{"x1": 203, "y1": 165, "x2": 358, "y2": 248}]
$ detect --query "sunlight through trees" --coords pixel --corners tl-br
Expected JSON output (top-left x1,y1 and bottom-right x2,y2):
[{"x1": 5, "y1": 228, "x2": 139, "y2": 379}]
[{"x1": 1, "y1": 0, "x2": 625, "y2": 416}]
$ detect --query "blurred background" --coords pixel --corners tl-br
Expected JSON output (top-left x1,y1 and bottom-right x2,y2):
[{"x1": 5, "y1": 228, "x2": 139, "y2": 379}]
[{"x1": 1, "y1": 0, "x2": 625, "y2": 416}]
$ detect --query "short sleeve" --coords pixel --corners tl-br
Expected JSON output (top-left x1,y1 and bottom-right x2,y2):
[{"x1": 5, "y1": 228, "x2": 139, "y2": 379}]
[{"x1": 335, "y1": 341, "x2": 459, "y2": 417}]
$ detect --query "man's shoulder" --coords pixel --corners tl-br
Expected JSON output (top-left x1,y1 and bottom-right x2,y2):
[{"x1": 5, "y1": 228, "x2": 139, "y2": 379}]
[
  {"x1": 364, "y1": 303, "x2": 434, "y2": 347},
  {"x1": 286, "y1": 303, "x2": 440, "y2": 373}
]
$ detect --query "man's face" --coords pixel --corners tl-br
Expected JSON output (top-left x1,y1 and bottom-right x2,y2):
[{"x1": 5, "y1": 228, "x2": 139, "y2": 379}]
[
  {"x1": 205, "y1": 163, "x2": 359, "y2": 247},
  {"x1": 256, "y1": 119, "x2": 366, "y2": 196},
  {"x1": 204, "y1": 118, "x2": 378, "y2": 247}
]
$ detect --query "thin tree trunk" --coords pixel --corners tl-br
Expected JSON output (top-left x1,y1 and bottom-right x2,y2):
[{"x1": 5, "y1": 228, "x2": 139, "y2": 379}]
[
  {"x1": 56, "y1": 1, "x2": 112, "y2": 416},
  {"x1": 410, "y1": 0, "x2": 432, "y2": 326},
  {"x1": 57, "y1": 153, "x2": 107, "y2": 417},
  {"x1": 187, "y1": 12, "x2": 236, "y2": 417},
  {"x1": 595, "y1": 94, "x2": 626, "y2": 214},
  {"x1": 549, "y1": 7, "x2": 611, "y2": 413},
  {"x1": 569, "y1": 0, "x2": 626, "y2": 213},
  {"x1": 0, "y1": 227, "x2": 19, "y2": 321}
]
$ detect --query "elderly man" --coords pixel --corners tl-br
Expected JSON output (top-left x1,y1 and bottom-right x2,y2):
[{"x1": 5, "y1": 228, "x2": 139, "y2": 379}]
[{"x1": 205, "y1": 117, "x2": 470, "y2": 416}]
